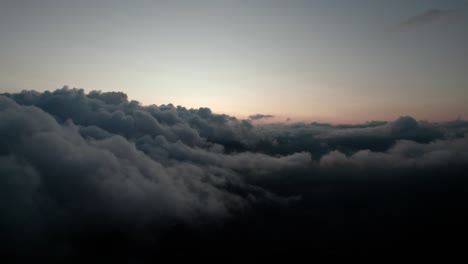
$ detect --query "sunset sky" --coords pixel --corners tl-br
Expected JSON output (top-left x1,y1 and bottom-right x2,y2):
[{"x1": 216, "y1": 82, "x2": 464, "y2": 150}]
[{"x1": 1, "y1": 0, "x2": 467, "y2": 123}]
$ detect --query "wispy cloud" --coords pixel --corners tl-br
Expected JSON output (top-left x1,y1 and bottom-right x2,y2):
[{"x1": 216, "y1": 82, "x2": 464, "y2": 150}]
[
  {"x1": 399, "y1": 9, "x2": 462, "y2": 28},
  {"x1": 249, "y1": 113, "x2": 274, "y2": 120}
]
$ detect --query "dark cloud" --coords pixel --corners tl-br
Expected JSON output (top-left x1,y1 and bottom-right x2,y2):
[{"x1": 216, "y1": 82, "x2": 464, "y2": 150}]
[
  {"x1": 1, "y1": 88, "x2": 468, "y2": 261},
  {"x1": 399, "y1": 8, "x2": 463, "y2": 28},
  {"x1": 249, "y1": 113, "x2": 274, "y2": 120}
]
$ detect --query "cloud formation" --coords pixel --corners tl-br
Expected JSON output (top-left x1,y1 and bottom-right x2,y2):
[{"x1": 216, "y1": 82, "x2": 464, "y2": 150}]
[
  {"x1": 399, "y1": 8, "x2": 463, "y2": 28},
  {"x1": 249, "y1": 113, "x2": 274, "y2": 120},
  {"x1": 1, "y1": 87, "x2": 468, "y2": 261}
]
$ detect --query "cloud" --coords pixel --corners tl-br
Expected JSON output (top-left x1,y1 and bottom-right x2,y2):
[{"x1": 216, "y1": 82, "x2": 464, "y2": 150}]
[
  {"x1": 249, "y1": 113, "x2": 274, "y2": 120},
  {"x1": 399, "y1": 9, "x2": 463, "y2": 28},
  {"x1": 1, "y1": 87, "x2": 468, "y2": 261}
]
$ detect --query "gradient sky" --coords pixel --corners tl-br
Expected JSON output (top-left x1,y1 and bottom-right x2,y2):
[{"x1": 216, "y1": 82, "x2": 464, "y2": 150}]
[{"x1": 1, "y1": 0, "x2": 467, "y2": 123}]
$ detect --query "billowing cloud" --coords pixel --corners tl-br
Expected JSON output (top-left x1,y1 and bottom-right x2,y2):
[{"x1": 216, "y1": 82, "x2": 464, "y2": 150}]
[{"x1": 1, "y1": 87, "x2": 468, "y2": 261}]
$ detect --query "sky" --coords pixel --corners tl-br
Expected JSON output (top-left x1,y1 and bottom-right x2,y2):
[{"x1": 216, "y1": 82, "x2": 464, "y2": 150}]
[{"x1": 0, "y1": 0, "x2": 467, "y2": 123}]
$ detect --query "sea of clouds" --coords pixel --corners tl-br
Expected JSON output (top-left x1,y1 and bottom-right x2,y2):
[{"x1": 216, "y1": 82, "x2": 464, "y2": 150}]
[{"x1": 1, "y1": 87, "x2": 467, "y2": 261}]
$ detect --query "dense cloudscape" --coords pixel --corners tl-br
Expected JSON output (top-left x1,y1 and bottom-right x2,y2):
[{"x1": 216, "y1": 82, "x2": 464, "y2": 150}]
[{"x1": 1, "y1": 88, "x2": 468, "y2": 262}]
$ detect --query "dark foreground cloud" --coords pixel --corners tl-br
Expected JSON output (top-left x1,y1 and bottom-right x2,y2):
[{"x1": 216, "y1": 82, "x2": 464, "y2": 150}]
[
  {"x1": 399, "y1": 8, "x2": 463, "y2": 28},
  {"x1": 1, "y1": 87, "x2": 468, "y2": 262}
]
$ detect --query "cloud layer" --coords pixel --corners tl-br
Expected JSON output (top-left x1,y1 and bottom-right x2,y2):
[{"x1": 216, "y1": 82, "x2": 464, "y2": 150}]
[{"x1": 1, "y1": 87, "x2": 468, "y2": 261}]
